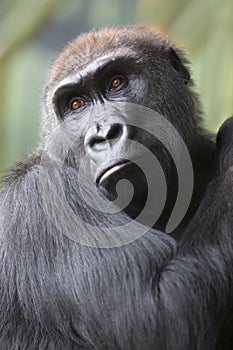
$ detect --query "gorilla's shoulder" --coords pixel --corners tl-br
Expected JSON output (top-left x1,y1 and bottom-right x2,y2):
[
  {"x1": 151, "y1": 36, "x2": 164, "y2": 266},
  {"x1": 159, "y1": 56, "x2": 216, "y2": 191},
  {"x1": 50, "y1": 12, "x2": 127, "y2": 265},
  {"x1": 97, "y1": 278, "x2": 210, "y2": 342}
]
[{"x1": 2, "y1": 151, "x2": 42, "y2": 186}]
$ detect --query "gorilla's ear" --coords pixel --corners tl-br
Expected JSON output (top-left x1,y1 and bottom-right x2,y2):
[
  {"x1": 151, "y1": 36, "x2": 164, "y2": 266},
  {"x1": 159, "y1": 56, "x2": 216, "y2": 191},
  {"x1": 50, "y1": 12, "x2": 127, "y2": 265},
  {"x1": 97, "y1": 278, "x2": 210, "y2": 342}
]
[{"x1": 164, "y1": 46, "x2": 190, "y2": 81}]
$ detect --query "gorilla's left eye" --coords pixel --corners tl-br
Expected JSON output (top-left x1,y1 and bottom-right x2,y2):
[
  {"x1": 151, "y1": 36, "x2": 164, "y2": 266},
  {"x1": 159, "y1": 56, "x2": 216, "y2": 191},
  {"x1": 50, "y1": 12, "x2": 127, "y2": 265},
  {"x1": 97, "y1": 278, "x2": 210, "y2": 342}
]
[
  {"x1": 70, "y1": 98, "x2": 86, "y2": 110},
  {"x1": 109, "y1": 76, "x2": 127, "y2": 90}
]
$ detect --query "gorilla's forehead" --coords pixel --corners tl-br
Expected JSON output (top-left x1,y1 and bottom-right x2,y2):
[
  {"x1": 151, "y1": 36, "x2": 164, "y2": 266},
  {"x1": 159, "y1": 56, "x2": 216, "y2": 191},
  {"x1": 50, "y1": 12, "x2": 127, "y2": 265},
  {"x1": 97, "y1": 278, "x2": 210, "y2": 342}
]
[
  {"x1": 49, "y1": 26, "x2": 166, "y2": 86},
  {"x1": 54, "y1": 49, "x2": 136, "y2": 92}
]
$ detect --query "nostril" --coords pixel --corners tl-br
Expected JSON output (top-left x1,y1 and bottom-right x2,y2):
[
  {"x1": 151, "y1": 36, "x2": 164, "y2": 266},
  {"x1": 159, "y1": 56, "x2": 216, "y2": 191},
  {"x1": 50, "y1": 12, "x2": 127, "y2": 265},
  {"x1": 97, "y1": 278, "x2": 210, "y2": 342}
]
[
  {"x1": 84, "y1": 123, "x2": 126, "y2": 155},
  {"x1": 106, "y1": 123, "x2": 123, "y2": 140},
  {"x1": 88, "y1": 135, "x2": 106, "y2": 149}
]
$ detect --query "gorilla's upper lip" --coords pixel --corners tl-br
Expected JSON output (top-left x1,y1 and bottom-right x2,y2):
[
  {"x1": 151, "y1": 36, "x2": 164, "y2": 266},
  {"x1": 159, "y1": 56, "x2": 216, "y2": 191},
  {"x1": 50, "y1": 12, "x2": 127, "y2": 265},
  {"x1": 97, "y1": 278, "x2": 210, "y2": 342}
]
[{"x1": 95, "y1": 159, "x2": 131, "y2": 184}]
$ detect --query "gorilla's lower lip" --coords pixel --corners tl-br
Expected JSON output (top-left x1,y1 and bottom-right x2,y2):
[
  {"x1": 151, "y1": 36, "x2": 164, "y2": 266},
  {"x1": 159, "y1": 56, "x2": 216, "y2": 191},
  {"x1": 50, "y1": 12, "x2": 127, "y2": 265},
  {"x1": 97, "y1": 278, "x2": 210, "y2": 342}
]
[{"x1": 96, "y1": 160, "x2": 130, "y2": 185}]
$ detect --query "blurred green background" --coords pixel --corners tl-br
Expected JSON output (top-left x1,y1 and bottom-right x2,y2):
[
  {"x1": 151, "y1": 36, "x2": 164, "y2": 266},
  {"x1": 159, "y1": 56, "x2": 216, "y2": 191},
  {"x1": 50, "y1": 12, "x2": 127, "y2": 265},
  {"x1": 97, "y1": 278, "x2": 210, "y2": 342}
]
[{"x1": 0, "y1": 0, "x2": 233, "y2": 175}]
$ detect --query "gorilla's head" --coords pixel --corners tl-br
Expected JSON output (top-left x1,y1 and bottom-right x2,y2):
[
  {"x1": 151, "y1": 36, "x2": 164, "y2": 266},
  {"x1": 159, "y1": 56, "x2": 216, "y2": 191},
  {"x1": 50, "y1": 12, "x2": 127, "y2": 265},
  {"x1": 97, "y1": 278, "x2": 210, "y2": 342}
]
[{"x1": 42, "y1": 26, "x2": 200, "y2": 231}]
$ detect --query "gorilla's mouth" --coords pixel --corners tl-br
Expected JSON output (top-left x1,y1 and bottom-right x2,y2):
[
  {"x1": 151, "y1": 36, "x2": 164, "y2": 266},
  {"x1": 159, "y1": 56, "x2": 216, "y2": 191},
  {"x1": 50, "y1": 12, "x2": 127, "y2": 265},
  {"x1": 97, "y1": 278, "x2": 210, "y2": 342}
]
[{"x1": 96, "y1": 160, "x2": 131, "y2": 185}]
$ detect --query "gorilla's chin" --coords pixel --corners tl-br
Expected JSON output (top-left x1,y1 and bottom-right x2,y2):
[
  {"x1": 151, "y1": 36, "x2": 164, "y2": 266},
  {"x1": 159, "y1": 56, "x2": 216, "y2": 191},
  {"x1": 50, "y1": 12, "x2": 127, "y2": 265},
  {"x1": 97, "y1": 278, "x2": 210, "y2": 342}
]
[{"x1": 97, "y1": 161, "x2": 148, "y2": 217}]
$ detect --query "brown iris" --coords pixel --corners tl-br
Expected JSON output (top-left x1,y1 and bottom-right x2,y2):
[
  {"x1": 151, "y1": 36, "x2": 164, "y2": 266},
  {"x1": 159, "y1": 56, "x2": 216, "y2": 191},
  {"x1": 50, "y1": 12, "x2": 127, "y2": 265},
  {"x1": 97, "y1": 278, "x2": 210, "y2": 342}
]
[
  {"x1": 111, "y1": 77, "x2": 123, "y2": 89},
  {"x1": 71, "y1": 99, "x2": 85, "y2": 110}
]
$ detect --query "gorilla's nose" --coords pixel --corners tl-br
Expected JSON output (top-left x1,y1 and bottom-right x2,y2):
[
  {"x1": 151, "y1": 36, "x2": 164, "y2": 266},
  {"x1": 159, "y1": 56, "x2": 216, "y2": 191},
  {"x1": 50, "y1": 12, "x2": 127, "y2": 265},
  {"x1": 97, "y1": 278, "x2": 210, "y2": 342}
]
[{"x1": 84, "y1": 123, "x2": 129, "y2": 160}]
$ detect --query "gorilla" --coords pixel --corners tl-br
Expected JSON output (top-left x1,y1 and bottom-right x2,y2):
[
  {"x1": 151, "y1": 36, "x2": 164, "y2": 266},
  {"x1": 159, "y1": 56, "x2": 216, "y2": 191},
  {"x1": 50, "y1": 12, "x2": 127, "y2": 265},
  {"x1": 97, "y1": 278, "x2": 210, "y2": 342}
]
[{"x1": 0, "y1": 26, "x2": 233, "y2": 350}]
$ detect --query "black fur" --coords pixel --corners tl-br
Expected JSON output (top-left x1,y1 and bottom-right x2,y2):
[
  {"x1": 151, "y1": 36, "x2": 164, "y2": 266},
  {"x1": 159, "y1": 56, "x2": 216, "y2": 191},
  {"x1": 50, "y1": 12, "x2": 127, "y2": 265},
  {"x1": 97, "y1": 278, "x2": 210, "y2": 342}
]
[{"x1": 0, "y1": 26, "x2": 233, "y2": 350}]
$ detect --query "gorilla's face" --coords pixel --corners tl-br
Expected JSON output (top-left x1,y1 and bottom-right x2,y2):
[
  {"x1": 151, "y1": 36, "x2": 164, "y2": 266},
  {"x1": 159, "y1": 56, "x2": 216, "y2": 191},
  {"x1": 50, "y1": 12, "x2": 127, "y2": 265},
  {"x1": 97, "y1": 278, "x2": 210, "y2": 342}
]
[
  {"x1": 52, "y1": 57, "x2": 164, "y2": 214},
  {"x1": 49, "y1": 27, "x2": 195, "y2": 226}
]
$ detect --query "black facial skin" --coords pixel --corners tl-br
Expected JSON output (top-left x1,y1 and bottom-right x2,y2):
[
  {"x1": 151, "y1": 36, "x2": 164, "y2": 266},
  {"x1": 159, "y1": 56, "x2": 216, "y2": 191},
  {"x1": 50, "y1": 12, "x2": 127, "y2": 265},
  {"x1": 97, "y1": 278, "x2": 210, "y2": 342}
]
[
  {"x1": 0, "y1": 26, "x2": 233, "y2": 350},
  {"x1": 52, "y1": 52, "x2": 214, "y2": 234}
]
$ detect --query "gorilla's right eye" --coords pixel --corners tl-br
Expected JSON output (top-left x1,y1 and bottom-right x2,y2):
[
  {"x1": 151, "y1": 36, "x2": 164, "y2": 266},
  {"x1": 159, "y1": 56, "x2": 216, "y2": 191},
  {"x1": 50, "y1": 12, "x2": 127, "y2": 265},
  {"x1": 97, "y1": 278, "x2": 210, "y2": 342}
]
[{"x1": 70, "y1": 98, "x2": 86, "y2": 110}]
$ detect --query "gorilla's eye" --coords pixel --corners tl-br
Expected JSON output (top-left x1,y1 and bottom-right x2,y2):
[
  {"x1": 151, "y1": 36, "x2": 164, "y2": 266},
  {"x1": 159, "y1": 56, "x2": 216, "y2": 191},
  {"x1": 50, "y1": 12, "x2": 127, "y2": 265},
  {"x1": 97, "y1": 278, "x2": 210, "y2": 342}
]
[
  {"x1": 71, "y1": 99, "x2": 85, "y2": 110},
  {"x1": 110, "y1": 76, "x2": 126, "y2": 90},
  {"x1": 111, "y1": 78, "x2": 122, "y2": 88}
]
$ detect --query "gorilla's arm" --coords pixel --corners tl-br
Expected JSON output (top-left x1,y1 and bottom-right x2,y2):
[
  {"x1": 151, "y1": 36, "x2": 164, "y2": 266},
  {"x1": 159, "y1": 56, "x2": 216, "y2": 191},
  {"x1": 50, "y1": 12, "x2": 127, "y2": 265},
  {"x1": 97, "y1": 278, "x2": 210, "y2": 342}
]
[
  {"x1": 217, "y1": 116, "x2": 233, "y2": 171},
  {"x1": 159, "y1": 118, "x2": 233, "y2": 349},
  {"x1": 162, "y1": 117, "x2": 233, "y2": 349},
  {"x1": 158, "y1": 167, "x2": 233, "y2": 350}
]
